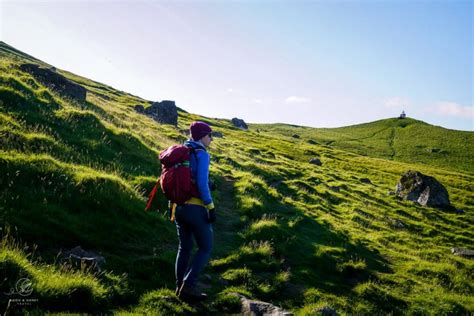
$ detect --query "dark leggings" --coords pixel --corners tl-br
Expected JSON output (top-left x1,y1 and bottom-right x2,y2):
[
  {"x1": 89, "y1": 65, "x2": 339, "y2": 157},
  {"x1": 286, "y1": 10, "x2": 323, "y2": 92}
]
[{"x1": 175, "y1": 204, "x2": 213, "y2": 287}]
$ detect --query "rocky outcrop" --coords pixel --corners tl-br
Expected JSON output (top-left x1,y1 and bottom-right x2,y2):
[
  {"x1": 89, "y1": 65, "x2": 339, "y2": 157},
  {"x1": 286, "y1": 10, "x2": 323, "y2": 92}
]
[
  {"x1": 231, "y1": 293, "x2": 293, "y2": 316},
  {"x1": 20, "y1": 63, "x2": 87, "y2": 102},
  {"x1": 60, "y1": 246, "x2": 106, "y2": 273},
  {"x1": 232, "y1": 118, "x2": 248, "y2": 130},
  {"x1": 144, "y1": 100, "x2": 178, "y2": 125},
  {"x1": 395, "y1": 170, "x2": 450, "y2": 208}
]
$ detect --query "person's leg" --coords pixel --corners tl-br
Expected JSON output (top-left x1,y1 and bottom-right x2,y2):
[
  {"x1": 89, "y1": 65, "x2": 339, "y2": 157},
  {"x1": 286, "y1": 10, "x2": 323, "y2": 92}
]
[
  {"x1": 183, "y1": 206, "x2": 213, "y2": 287},
  {"x1": 175, "y1": 206, "x2": 193, "y2": 290}
]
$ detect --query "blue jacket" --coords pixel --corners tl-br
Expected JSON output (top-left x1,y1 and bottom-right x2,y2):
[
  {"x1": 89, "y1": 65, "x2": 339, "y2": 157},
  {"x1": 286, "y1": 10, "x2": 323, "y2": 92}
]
[{"x1": 184, "y1": 140, "x2": 213, "y2": 206}]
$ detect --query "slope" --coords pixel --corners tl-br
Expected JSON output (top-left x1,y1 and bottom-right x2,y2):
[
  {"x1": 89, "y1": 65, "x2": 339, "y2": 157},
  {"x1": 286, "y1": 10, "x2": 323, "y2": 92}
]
[
  {"x1": 0, "y1": 42, "x2": 473, "y2": 315},
  {"x1": 252, "y1": 118, "x2": 474, "y2": 174}
]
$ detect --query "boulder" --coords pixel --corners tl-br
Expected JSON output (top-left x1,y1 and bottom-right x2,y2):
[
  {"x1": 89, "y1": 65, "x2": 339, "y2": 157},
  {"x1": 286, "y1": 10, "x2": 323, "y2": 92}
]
[
  {"x1": 134, "y1": 104, "x2": 145, "y2": 113},
  {"x1": 19, "y1": 63, "x2": 87, "y2": 102},
  {"x1": 212, "y1": 131, "x2": 224, "y2": 138},
  {"x1": 292, "y1": 134, "x2": 300, "y2": 139},
  {"x1": 395, "y1": 170, "x2": 450, "y2": 208},
  {"x1": 60, "y1": 246, "x2": 106, "y2": 273},
  {"x1": 145, "y1": 100, "x2": 178, "y2": 125},
  {"x1": 232, "y1": 118, "x2": 248, "y2": 130},
  {"x1": 231, "y1": 293, "x2": 293, "y2": 316},
  {"x1": 309, "y1": 158, "x2": 322, "y2": 166}
]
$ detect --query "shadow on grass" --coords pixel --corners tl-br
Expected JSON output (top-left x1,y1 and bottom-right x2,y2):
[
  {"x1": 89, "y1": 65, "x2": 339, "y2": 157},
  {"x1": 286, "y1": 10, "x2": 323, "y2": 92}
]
[
  {"x1": 209, "y1": 176, "x2": 393, "y2": 311},
  {"x1": 1, "y1": 87, "x2": 160, "y2": 177}
]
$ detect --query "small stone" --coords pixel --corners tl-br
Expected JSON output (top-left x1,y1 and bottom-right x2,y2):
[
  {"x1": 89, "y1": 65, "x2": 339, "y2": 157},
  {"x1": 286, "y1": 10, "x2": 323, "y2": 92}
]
[
  {"x1": 451, "y1": 248, "x2": 474, "y2": 259},
  {"x1": 309, "y1": 158, "x2": 322, "y2": 166},
  {"x1": 329, "y1": 186, "x2": 341, "y2": 192},
  {"x1": 212, "y1": 131, "x2": 224, "y2": 138},
  {"x1": 314, "y1": 306, "x2": 338, "y2": 316}
]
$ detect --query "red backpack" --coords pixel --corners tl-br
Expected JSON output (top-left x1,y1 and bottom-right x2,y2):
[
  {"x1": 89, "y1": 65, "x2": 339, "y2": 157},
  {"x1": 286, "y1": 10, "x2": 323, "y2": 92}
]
[{"x1": 145, "y1": 145, "x2": 199, "y2": 210}]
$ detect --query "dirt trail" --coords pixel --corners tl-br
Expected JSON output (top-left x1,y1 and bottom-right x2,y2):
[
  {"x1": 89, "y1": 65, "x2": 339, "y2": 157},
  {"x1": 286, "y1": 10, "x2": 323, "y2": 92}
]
[
  {"x1": 388, "y1": 127, "x2": 396, "y2": 159},
  {"x1": 212, "y1": 176, "x2": 241, "y2": 260}
]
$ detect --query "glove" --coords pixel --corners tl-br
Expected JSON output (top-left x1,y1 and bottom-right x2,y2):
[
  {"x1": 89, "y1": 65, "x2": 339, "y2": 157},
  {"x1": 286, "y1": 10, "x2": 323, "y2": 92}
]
[{"x1": 208, "y1": 208, "x2": 216, "y2": 223}]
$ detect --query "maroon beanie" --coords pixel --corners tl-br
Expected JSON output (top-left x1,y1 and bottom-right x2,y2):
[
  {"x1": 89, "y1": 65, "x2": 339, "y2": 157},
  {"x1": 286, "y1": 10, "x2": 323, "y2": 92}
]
[{"x1": 190, "y1": 121, "x2": 212, "y2": 141}]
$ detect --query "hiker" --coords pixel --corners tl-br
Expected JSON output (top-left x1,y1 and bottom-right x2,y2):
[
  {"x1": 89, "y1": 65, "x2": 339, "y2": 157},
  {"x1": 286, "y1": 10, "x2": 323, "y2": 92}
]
[{"x1": 175, "y1": 121, "x2": 216, "y2": 300}]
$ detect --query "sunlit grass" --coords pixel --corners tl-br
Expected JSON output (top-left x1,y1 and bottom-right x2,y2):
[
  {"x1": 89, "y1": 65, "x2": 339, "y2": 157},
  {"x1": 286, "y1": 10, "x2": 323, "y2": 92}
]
[{"x1": 1, "y1": 42, "x2": 473, "y2": 314}]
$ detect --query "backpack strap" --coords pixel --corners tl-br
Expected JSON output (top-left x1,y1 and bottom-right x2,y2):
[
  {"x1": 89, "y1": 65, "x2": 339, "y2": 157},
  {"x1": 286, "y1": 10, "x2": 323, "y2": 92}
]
[
  {"x1": 145, "y1": 179, "x2": 160, "y2": 211},
  {"x1": 186, "y1": 146, "x2": 204, "y2": 182}
]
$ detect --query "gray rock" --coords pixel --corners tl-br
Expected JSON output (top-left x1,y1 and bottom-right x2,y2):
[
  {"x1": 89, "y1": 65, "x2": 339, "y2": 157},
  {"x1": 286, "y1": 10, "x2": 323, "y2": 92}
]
[
  {"x1": 231, "y1": 293, "x2": 293, "y2": 316},
  {"x1": 145, "y1": 100, "x2": 178, "y2": 125},
  {"x1": 212, "y1": 131, "x2": 224, "y2": 138},
  {"x1": 232, "y1": 118, "x2": 248, "y2": 130},
  {"x1": 385, "y1": 216, "x2": 405, "y2": 229},
  {"x1": 269, "y1": 180, "x2": 283, "y2": 188},
  {"x1": 309, "y1": 158, "x2": 322, "y2": 166},
  {"x1": 20, "y1": 63, "x2": 87, "y2": 102},
  {"x1": 60, "y1": 246, "x2": 106, "y2": 273},
  {"x1": 451, "y1": 248, "x2": 474, "y2": 259},
  {"x1": 395, "y1": 170, "x2": 450, "y2": 208},
  {"x1": 134, "y1": 104, "x2": 145, "y2": 113},
  {"x1": 329, "y1": 186, "x2": 341, "y2": 192},
  {"x1": 314, "y1": 306, "x2": 338, "y2": 316}
]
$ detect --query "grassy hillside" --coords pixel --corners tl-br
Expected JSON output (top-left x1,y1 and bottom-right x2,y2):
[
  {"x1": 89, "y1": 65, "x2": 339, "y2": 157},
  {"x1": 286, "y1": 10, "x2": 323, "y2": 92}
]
[
  {"x1": 252, "y1": 118, "x2": 474, "y2": 174},
  {"x1": 1, "y1": 41, "x2": 473, "y2": 315}
]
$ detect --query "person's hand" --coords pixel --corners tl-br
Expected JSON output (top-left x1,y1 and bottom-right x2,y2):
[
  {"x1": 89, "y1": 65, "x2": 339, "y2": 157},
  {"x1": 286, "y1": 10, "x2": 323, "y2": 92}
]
[{"x1": 208, "y1": 209, "x2": 216, "y2": 223}]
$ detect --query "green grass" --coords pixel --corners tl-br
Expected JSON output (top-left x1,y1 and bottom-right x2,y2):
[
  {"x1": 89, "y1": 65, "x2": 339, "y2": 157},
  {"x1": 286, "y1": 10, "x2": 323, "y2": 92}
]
[
  {"x1": 1, "y1": 41, "x2": 473, "y2": 314},
  {"x1": 252, "y1": 117, "x2": 474, "y2": 173}
]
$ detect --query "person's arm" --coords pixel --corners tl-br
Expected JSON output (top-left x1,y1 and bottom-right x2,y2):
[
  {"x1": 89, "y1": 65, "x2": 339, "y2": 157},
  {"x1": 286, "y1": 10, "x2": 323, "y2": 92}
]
[{"x1": 196, "y1": 150, "x2": 214, "y2": 209}]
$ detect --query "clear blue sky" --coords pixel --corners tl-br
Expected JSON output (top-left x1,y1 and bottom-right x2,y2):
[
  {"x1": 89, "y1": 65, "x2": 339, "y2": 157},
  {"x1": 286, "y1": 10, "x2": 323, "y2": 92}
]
[{"x1": 1, "y1": 0, "x2": 472, "y2": 131}]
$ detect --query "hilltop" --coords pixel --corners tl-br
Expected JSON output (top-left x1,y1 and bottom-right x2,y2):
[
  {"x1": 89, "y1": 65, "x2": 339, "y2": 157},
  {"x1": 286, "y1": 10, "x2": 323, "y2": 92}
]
[
  {"x1": 1, "y1": 41, "x2": 473, "y2": 315},
  {"x1": 252, "y1": 118, "x2": 474, "y2": 174}
]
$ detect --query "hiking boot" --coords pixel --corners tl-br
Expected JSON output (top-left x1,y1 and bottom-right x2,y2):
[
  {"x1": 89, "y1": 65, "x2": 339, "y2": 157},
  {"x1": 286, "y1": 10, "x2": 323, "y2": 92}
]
[{"x1": 178, "y1": 282, "x2": 208, "y2": 301}]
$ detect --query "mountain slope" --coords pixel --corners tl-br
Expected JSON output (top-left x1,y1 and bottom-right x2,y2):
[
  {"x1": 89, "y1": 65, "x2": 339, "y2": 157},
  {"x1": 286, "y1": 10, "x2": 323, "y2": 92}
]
[
  {"x1": 1, "y1": 42, "x2": 473, "y2": 315},
  {"x1": 252, "y1": 118, "x2": 474, "y2": 173}
]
